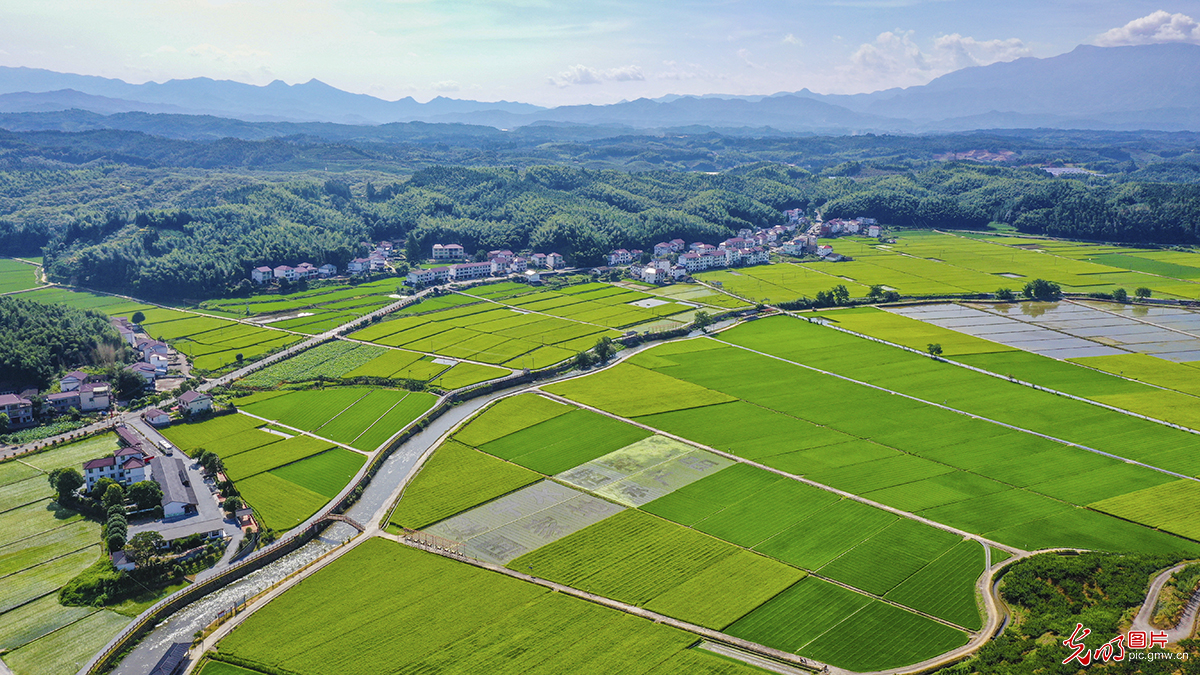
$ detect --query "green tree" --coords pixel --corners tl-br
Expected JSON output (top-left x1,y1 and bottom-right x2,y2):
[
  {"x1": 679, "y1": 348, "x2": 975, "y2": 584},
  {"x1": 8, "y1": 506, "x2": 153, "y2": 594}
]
[
  {"x1": 131, "y1": 311, "x2": 146, "y2": 324},
  {"x1": 0, "y1": 412, "x2": 8, "y2": 434},
  {"x1": 693, "y1": 310, "x2": 713, "y2": 331},
  {"x1": 1112, "y1": 288, "x2": 1129, "y2": 302},
  {"x1": 832, "y1": 284, "x2": 851, "y2": 305},
  {"x1": 867, "y1": 285, "x2": 884, "y2": 301},
  {"x1": 126, "y1": 531, "x2": 166, "y2": 566},
  {"x1": 47, "y1": 467, "x2": 84, "y2": 502},
  {"x1": 107, "y1": 531, "x2": 126, "y2": 552},
  {"x1": 110, "y1": 368, "x2": 147, "y2": 400},
  {"x1": 1135, "y1": 287, "x2": 1152, "y2": 298},
  {"x1": 102, "y1": 483, "x2": 126, "y2": 510},
  {"x1": 1022, "y1": 279, "x2": 1062, "y2": 301},
  {"x1": 128, "y1": 480, "x2": 163, "y2": 511},
  {"x1": 90, "y1": 477, "x2": 119, "y2": 501},
  {"x1": 927, "y1": 343, "x2": 943, "y2": 357},
  {"x1": 995, "y1": 288, "x2": 1016, "y2": 301},
  {"x1": 223, "y1": 496, "x2": 244, "y2": 514},
  {"x1": 573, "y1": 351, "x2": 595, "y2": 370},
  {"x1": 197, "y1": 449, "x2": 223, "y2": 475},
  {"x1": 592, "y1": 337, "x2": 617, "y2": 364}
]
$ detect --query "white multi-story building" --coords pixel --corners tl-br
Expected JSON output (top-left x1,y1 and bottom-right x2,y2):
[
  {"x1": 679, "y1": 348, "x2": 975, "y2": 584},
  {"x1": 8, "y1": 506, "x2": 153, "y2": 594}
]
[
  {"x1": 432, "y1": 244, "x2": 465, "y2": 261},
  {"x1": 448, "y1": 262, "x2": 493, "y2": 281}
]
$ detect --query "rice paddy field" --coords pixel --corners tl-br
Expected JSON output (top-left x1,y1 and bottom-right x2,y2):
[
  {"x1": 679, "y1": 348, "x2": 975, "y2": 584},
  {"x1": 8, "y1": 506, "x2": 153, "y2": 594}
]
[
  {"x1": 211, "y1": 538, "x2": 768, "y2": 675},
  {"x1": 159, "y1": 413, "x2": 378, "y2": 530},
  {"x1": 380, "y1": 383, "x2": 984, "y2": 670},
  {"x1": 0, "y1": 436, "x2": 136, "y2": 675},
  {"x1": 197, "y1": 277, "x2": 404, "y2": 332},
  {"x1": 17, "y1": 287, "x2": 303, "y2": 372},
  {"x1": 0, "y1": 258, "x2": 41, "y2": 294},
  {"x1": 234, "y1": 386, "x2": 437, "y2": 452},
  {"x1": 697, "y1": 230, "x2": 1200, "y2": 303},
  {"x1": 349, "y1": 279, "x2": 727, "y2": 370}
]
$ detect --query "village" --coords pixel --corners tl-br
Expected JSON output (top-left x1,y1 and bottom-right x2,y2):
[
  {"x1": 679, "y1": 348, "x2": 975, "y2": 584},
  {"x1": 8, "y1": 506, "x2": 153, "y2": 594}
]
[{"x1": 400, "y1": 211, "x2": 880, "y2": 288}]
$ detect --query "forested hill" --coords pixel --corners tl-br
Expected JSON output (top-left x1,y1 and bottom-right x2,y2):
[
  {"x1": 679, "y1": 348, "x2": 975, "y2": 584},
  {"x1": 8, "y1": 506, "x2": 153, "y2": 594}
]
[
  {"x1": 0, "y1": 160, "x2": 1195, "y2": 301},
  {"x1": 0, "y1": 123, "x2": 1199, "y2": 300},
  {"x1": 0, "y1": 295, "x2": 124, "y2": 389}
]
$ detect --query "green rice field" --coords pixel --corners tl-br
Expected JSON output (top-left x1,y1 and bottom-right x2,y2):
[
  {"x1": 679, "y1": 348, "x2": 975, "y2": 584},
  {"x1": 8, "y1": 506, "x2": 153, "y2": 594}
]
[
  {"x1": 198, "y1": 277, "x2": 404, "y2": 331},
  {"x1": 478, "y1": 408, "x2": 653, "y2": 475},
  {"x1": 17, "y1": 287, "x2": 302, "y2": 372},
  {"x1": 158, "y1": 407, "x2": 386, "y2": 528},
  {"x1": 698, "y1": 230, "x2": 1200, "y2": 303},
  {"x1": 508, "y1": 510, "x2": 801, "y2": 629},
  {"x1": 0, "y1": 258, "x2": 41, "y2": 294},
  {"x1": 213, "y1": 538, "x2": 766, "y2": 675},
  {"x1": 0, "y1": 438, "x2": 140, "y2": 674},
  {"x1": 389, "y1": 441, "x2": 541, "y2": 530}
]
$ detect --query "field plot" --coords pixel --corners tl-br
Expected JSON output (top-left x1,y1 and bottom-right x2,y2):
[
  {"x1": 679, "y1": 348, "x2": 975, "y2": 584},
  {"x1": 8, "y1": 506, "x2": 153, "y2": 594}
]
[
  {"x1": 508, "y1": 510, "x2": 801, "y2": 628},
  {"x1": 1070, "y1": 352, "x2": 1200, "y2": 396},
  {"x1": 350, "y1": 289, "x2": 625, "y2": 368},
  {"x1": 221, "y1": 435, "x2": 335, "y2": 481},
  {"x1": 800, "y1": 599, "x2": 968, "y2": 672},
  {"x1": 563, "y1": 437, "x2": 733, "y2": 508},
  {"x1": 200, "y1": 277, "x2": 402, "y2": 330},
  {"x1": 544, "y1": 363, "x2": 736, "y2": 417},
  {"x1": 237, "y1": 387, "x2": 372, "y2": 431},
  {"x1": 427, "y1": 480, "x2": 624, "y2": 564},
  {"x1": 453, "y1": 394, "x2": 574, "y2": 447},
  {"x1": 389, "y1": 441, "x2": 541, "y2": 530},
  {"x1": 236, "y1": 471, "x2": 329, "y2": 531},
  {"x1": 213, "y1": 538, "x2": 763, "y2": 675},
  {"x1": 0, "y1": 258, "x2": 40, "y2": 293},
  {"x1": 161, "y1": 415, "x2": 263, "y2": 455},
  {"x1": 346, "y1": 390, "x2": 438, "y2": 451},
  {"x1": 0, "y1": 437, "x2": 140, "y2": 672},
  {"x1": 238, "y1": 341, "x2": 387, "y2": 387},
  {"x1": 3, "y1": 608, "x2": 131, "y2": 675},
  {"x1": 1091, "y1": 480, "x2": 1200, "y2": 540},
  {"x1": 428, "y1": 361, "x2": 510, "y2": 390},
  {"x1": 813, "y1": 306, "x2": 1015, "y2": 357},
  {"x1": 478, "y1": 408, "x2": 652, "y2": 475},
  {"x1": 816, "y1": 518, "x2": 961, "y2": 597},
  {"x1": 269, "y1": 448, "x2": 365, "y2": 499},
  {"x1": 885, "y1": 540, "x2": 986, "y2": 631},
  {"x1": 725, "y1": 576, "x2": 872, "y2": 653}
]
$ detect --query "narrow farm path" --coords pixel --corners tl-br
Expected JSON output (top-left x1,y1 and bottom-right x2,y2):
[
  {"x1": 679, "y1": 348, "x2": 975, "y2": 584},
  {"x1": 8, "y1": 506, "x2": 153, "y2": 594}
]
[
  {"x1": 235, "y1": 410, "x2": 370, "y2": 456},
  {"x1": 1131, "y1": 562, "x2": 1200, "y2": 643}
]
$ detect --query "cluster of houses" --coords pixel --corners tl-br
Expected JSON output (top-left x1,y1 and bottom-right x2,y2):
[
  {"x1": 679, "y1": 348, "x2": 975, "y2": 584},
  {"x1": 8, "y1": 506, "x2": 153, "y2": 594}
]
[
  {"x1": 251, "y1": 262, "x2": 339, "y2": 284},
  {"x1": 408, "y1": 247, "x2": 566, "y2": 286},
  {"x1": 820, "y1": 217, "x2": 880, "y2": 238},
  {"x1": 250, "y1": 242, "x2": 401, "y2": 284},
  {"x1": 617, "y1": 221, "x2": 802, "y2": 284},
  {"x1": 112, "y1": 316, "x2": 177, "y2": 389},
  {"x1": 0, "y1": 371, "x2": 113, "y2": 432}
]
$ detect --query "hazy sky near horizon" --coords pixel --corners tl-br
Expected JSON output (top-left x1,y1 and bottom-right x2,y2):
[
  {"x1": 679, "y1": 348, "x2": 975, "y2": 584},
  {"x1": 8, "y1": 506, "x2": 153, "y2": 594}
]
[{"x1": 2, "y1": 2, "x2": 1198, "y2": 106}]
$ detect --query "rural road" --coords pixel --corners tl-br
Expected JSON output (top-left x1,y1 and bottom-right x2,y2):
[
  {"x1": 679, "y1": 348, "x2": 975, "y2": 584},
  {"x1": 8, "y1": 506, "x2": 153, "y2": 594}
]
[{"x1": 1131, "y1": 562, "x2": 1200, "y2": 643}]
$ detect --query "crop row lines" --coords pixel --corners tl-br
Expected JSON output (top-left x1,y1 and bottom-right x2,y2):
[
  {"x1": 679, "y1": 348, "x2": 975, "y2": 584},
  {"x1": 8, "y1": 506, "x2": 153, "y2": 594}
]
[{"x1": 532, "y1": 388, "x2": 1024, "y2": 557}]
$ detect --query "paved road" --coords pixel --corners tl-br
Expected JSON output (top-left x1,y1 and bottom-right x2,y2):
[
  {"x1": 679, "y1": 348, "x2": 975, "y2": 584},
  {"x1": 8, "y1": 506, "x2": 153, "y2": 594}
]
[{"x1": 1131, "y1": 562, "x2": 1200, "y2": 643}]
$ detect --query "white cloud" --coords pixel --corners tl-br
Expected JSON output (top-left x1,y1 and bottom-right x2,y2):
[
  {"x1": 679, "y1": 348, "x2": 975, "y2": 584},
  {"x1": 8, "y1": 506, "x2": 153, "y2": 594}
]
[
  {"x1": 431, "y1": 80, "x2": 460, "y2": 92},
  {"x1": 782, "y1": 33, "x2": 801, "y2": 46},
  {"x1": 834, "y1": 30, "x2": 1030, "y2": 92},
  {"x1": 737, "y1": 48, "x2": 760, "y2": 68},
  {"x1": 549, "y1": 64, "x2": 644, "y2": 87},
  {"x1": 1094, "y1": 10, "x2": 1200, "y2": 46}
]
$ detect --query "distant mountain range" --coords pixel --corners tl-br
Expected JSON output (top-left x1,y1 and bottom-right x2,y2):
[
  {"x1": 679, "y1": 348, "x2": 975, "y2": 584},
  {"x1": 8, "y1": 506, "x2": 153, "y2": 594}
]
[{"x1": 0, "y1": 43, "x2": 1197, "y2": 134}]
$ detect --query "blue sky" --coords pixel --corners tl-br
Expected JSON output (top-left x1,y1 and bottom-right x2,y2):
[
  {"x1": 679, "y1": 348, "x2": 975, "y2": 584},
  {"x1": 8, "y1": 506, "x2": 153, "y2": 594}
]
[{"x1": 1, "y1": 1, "x2": 1197, "y2": 105}]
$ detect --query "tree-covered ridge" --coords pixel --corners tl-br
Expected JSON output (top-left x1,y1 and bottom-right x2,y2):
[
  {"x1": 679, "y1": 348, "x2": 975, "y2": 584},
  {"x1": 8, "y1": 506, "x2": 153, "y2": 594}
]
[
  {"x1": 0, "y1": 295, "x2": 125, "y2": 388},
  {"x1": 6, "y1": 161, "x2": 1200, "y2": 300}
]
